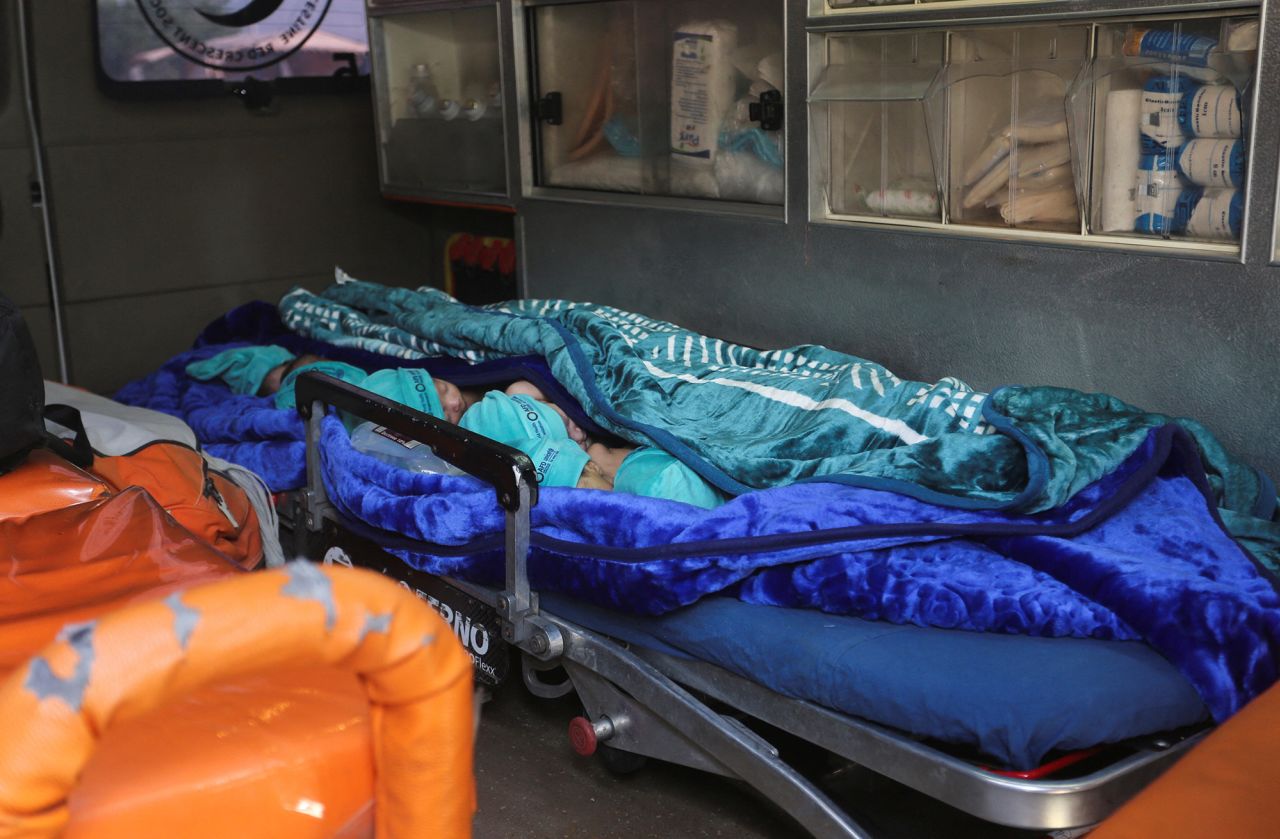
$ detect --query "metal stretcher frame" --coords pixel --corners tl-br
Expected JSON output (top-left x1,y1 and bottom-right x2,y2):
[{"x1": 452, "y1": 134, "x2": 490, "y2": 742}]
[{"x1": 292, "y1": 371, "x2": 1201, "y2": 838}]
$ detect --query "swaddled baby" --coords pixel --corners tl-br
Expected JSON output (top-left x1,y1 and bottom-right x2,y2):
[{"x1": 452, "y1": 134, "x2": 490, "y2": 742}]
[
  {"x1": 189, "y1": 346, "x2": 724, "y2": 508},
  {"x1": 460, "y1": 388, "x2": 725, "y2": 509},
  {"x1": 185, "y1": 345, "x2": 473, "y2": 422}
]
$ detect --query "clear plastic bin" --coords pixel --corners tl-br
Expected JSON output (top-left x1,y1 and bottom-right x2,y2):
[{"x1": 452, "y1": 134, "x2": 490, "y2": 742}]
[
  {"x1": 369, "y1": 4, "x2": 507, "y2": 198},
  {"x1": 947, "y1": 25, "x2": 1088, "y2": 233},
  {"x1": 1073, "y1": 15, "x2": 1258, "y2": 244},
  {"x1": 531, "y1": 0, "x2": 785, "y2": 206},
  {"x1": 810, "y1": 31, "x2": 946, "y2": 222}
]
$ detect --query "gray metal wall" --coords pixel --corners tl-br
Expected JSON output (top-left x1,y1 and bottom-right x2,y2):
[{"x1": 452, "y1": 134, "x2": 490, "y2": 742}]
[
  {"x1": 519, "y1": 0, "x2": 1280, "y2": 480},
  {"x1": 0, "y1": 2, "x2": 439, "y2": 392},
  {"x1": 0, "y1": 2, "x2": 57, "y2": 372}
]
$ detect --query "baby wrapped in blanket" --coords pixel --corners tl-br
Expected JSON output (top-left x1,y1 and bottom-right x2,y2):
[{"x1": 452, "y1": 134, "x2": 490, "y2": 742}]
[
  {"x1": 187, "y1": 346, "x2": 724, "y2": 508},
  {"x1": 461, "y1": 385, "x2": 725, "y2": 509}
]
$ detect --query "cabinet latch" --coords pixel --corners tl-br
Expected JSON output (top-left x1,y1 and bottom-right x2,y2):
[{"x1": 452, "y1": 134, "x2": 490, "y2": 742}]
[
  {"x1": 535, "y1": 91, "x2": 563, "y2": 126},
  {"x1": 749, "y1": 90, "x2": 784, "y2": 132}
]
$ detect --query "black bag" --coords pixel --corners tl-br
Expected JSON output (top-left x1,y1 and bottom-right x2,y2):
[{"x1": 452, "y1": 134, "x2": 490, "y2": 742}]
[{"x1": 0, "y1": 294, "x2": 46, "y2": 474}]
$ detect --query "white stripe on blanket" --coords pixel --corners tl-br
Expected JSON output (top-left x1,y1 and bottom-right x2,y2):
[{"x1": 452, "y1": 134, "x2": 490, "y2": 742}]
[{"x1": 641, "y1": 361, "x2": 928, "y2": 446}]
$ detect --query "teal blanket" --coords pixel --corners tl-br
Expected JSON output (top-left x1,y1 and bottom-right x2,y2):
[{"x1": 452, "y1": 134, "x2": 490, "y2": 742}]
[{"x1": 279, "y1": 277, "x2": 1278, "y2": 558}]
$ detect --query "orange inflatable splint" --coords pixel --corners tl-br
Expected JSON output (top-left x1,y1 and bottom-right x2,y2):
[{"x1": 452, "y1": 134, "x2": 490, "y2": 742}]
[
  {"x1": 0, "y1": 564, "x2": 475, "y2": 839},
  {"x1": 0, "y1": 450, "x2": 109, "y2": 525},
  {"x1": 1091, "y1": 682, "x2": 1280, "y2": 838},
  {"x1": 70, "y1": 669, "x2": 377, "y2": 838},
  {"x1": 89, "y1": 442, "x2": 263, "y2": 570},
  {"x1": 0, "y1": 487, "x2": 243, "y2": 676}
]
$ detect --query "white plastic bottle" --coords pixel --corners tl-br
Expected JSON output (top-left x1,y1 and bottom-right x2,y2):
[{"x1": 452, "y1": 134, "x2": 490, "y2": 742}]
[{"x1": 350, "y1": 422, "x2": 461, "y2": 475}]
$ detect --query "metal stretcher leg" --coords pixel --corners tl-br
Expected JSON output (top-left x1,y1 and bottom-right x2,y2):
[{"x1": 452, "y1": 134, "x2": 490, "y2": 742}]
[{"x1": 554, "y1": 619, "x2": 874, "y2": 839}]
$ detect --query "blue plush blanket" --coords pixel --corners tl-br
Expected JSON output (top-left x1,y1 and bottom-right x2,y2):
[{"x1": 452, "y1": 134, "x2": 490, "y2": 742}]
[
  {"x1": 115, "y1": 297, "x2": 1280, "y2": 739},
  {"x1": 321, "y1": 414, "x2": 1278, "y2": 725}
]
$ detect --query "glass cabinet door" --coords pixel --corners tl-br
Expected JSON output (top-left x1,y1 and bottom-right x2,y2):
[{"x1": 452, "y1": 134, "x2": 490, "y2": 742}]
[
  {"x1": 369, "y1": 4, "x2": 507, "y2": 199},
  {"x1": 947, "y1": 25, "x2": 1088, "y2": 233},
  {"x1": 811, "y1": 31, "x2": 946, "y2": 222},
  {"x1": 811, "y1": 12, "x2": 1261, "y2": 255},
  {"x1": 530, "y1": 0, "x2": 785, "y2": 206},
  {"x1": 1081, "y1": 15, "x2": 1258, "y2": 246}
]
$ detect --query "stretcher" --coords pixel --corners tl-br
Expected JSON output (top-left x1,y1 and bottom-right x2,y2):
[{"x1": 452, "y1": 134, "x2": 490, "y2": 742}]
[
  {"x1": 0, "y1": 409, "x2": 476, "y2": 839},
  {"x1": 292, "y1": 371, "x2": 1212, "y2": 838}
]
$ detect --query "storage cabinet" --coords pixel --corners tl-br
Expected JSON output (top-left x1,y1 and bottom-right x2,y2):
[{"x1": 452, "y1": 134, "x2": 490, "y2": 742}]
[
  {"x1": 528, "y1": 0, "x2": 785, "y2": 206},
  {"x1": 810, "y1": 31, "x2": 946, "y2": 222},
  {"x1": 946, "y1": 25, "x2": 1087, "y2": 234},
  {"x1": 809, "y1": 11, "x2": 1262, "y2": 254},
  {"x1": 1078, "y1": 16, "x2": 1257, "y2": 245},
  {"x1": 368, "y1": 2, "x2": 508, "y2": 201}
]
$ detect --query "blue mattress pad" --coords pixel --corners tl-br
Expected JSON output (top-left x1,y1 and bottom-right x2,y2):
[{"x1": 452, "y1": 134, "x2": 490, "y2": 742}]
[{"x1": 541, "y1": 592, "x2": 1208, "y2": 770}]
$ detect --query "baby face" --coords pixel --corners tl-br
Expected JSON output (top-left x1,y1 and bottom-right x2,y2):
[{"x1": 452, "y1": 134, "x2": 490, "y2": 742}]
[
  {"x1": 435, "y1": 378, "x2": 469, "y2": 424},
  {"x1": 585, "y1": 443, "x2": 632, "y2": 483},
  {"x1": 505, "y1": 381, "x2": 586, "y2": 446},
  {"x1": 258, "y1": 354, "x2": 325, "y2": 396}
]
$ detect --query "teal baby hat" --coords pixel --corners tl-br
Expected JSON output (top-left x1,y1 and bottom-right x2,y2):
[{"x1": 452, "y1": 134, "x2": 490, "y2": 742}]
[
  {"x1": 275, "y1": 360, "x2": 368, "y2": 411},
  {"x1": 460, "y1": 392, "x2": 589, "y2": 487},
  {"x1": 186, "y1": 345, "x2": 295, "y2": 396},
  {"x1": 360, "y1": 368, "x2": 445, "y2": 419},
  {"x1": 613, "y1": 447, "x2": 725, "y2": 509}
]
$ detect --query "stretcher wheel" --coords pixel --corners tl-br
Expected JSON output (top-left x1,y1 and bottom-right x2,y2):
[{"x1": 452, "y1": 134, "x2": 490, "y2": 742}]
[
  {"x1": 598, "y1": 743, "x2": 648, "y2": 776},
  {"x1": 568, "y1": 716, "x2": 600, "y2": 756}
]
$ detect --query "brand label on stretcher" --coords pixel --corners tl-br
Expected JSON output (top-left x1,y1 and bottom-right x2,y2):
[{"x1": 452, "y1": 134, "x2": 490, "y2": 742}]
[{"x1": 321, "y1": 538, "x2": 510, "y2": 685}]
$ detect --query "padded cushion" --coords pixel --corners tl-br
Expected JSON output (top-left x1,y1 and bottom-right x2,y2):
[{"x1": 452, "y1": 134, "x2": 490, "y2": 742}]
[
  {"x1": 1091, "y1": 682, "x2": 1280, "y2": 838},
  {"x1": 67, "y1": 669, "x2": 373, "y2": 839},
  {"x1": 544, "y1": 594, "x2": 1208, "y2": 769}
]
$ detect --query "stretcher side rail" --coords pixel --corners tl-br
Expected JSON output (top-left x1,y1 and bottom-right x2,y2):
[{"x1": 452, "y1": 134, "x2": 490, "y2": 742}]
[
  {"x1": 293, "y1": 372, "x2": 1197, "y2": 837},
  {"x1": 295, "y1": 371, "x2": 553, "y2": 651}
]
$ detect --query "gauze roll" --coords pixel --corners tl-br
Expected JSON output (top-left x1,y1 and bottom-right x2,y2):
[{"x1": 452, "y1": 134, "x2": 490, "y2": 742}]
[
  {"x1": 1101, "y1": 88, "x2": 1142, "y2": 232},
  {"x1": 865, "y1": 184, "x2": 939, "y2": 217},
  {"x1": 1177, "y1": 138, "x2": 1245, "y2": 188}
]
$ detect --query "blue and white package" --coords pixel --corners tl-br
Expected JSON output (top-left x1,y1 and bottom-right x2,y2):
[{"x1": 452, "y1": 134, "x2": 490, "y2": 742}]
[
  {"x1": 1123, "y1": 28, "x2": 1218, "y2": 67},
  {"x1": 1177, "y1": 84, "x2": 1242, "y2": 138},
  {"x1": 1185, "y1": 189, "x2": 1243, "y2": 240},
  {"x1": 1140, "y1": 76, "x2": 1191, "y2": 154},
  {"x1": 1176, "y1": 138, "x2": 1245, "y2": 188},
  {"x1": 1134, "y1": 153, "x2": 1195, "y2": 234}
]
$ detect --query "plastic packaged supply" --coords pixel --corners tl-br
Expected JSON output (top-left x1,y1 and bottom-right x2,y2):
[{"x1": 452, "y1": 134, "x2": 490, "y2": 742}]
[
  {"x1": 1134, "y1": 153, "x2": 1189, "y2": 234},
  {"x1": 1176, "y1": 138, "x2": 1245, "y2": 188},
  {"x1": 863, "y1": 180, "x2": 938, "y2": 218},
  {"x1": 1000, "y1": 187, "x2": 1078, "y2": 226},
  {"x1": 1122, "y1": 28, "x2": 1217, "y2": 67},
  {"x1": 963, "y1": 140, "x2": 1072, "y2": 209},
  {"x1": 1225, "y1": 19, "x2": 1260, "y2": 52},
  {"x1": 1185, "y1": 188, "x2": 1243, "y2": 240},
  {"x1": 1178, "y1": 84, "x2": 1242, "y2": 138},
  {"x1": 408, "y1": 64, "x2": 438, "y2": 118},
  {"x1": 349, "y1": 422, "x2": 463, "y2": 475},
  {"x1": 1101, "y1": 88, "x2": 1143, "y2": 232},
  {"x1": 671, "y1": 20, "x2": 739, "y2": 164},
  {"x1": 1141, "y1": 76, "x2": 1192, "y2": 153},
  {"x1": 961, "y1": 110, "x2": 1068, "y2": 187}
]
